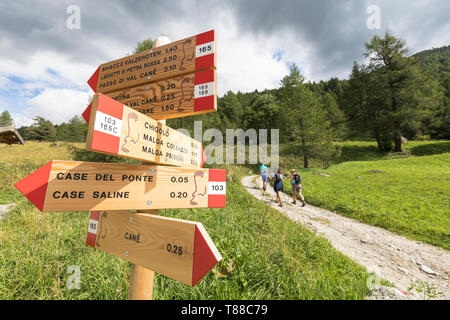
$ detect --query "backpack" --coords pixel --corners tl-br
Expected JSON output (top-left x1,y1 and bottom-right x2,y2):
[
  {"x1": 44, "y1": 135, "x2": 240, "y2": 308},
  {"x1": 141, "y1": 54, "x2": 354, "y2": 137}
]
[{"x1": 293, "y1": 173, "x2": 301, "y2": 184}]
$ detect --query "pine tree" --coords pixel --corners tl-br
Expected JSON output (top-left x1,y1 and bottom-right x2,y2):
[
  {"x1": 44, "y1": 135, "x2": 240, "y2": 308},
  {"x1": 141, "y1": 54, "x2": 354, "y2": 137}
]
[
  {"x1": 56, "y1": 116, "x2": 88, "y2": 142},
  {"x1": 364, "y1": 32, "x2": 425, "y2": 152},
  {"x1": 133, "y1": 39, "x2": 153, "y2": 54},
  {"x1": 343, "y1": 62, "x2": 392, "y2": 151},
  {"x1": 20, "y1": 117, "x2": 57, "y2": 141},
  {"x1": 0, "y1": 110, "x2": 13, "y2": 126},
  {"x1": 218, "y1": 91, "x2": 243, "y2": 128},
  {"x1": 279, "y1": 64, "x2": 339, "y2": 168}
]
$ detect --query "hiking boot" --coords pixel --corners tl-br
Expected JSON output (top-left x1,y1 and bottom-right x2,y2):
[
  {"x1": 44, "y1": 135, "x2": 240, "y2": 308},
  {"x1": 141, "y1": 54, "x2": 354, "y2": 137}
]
[
  {"x1": 302, "y1": 201, "x2": 306, "y2": 207},
  {"x1": 291, "y1": 201, "x2": 296, "y2": 205}
]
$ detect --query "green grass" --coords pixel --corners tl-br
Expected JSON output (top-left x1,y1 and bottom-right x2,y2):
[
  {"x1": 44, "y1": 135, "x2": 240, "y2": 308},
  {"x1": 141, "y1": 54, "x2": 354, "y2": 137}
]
[
  {"x1": 0, "y1": 142, "x2": 370, "y2": 299},
  {"x1": 0, "y1": 141, "x2": 84, "y2": 165},
  {"x1": 278, "y1": 140, "x2": 450, "y2": 250}
]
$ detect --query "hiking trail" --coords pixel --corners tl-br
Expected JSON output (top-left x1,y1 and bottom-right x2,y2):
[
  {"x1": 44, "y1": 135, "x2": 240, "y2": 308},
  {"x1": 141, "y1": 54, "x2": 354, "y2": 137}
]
[{"x1": 241, "y1": 175, "x2": 450, "y2": 300}]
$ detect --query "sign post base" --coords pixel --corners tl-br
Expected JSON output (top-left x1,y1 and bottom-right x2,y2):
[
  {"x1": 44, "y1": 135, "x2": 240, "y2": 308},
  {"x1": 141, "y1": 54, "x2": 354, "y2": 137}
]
[{"x1": 128, "y1": 260, "x2": 156, "y2": 300}]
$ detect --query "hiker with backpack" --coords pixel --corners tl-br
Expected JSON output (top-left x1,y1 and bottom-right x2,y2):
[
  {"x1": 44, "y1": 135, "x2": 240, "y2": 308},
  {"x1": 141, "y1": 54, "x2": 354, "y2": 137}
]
[
  {"x1": 259, "y1": 162, "x2": 269, "y2": 191},
  {"x1": 290, "y1": 169, "x2": 306, "y2": 207},
  {"x1": 273, "y1": 168, "x2": 284, "y2": 207}
]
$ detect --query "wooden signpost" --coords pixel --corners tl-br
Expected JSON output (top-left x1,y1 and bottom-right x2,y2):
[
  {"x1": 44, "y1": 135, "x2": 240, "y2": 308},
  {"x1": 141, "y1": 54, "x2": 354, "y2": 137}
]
[
  {"x1": 15, "y1": 30, "x2": 224, "y2": 299},
  {"x1": 14, "y1": 160, "x2": 227, "y2": 212},
  {"x1": 85, "y1": 93, "x2": 206, "y2": 167},
  {"x1": 83, "y1": 69, "x2": 217, "y2": 121},
  {"x1": 86, "y1": 210, "x2": 222, "y2": 286},
  {"x1": 87, "y1": 30, "x2": 216, "y2": 94}
]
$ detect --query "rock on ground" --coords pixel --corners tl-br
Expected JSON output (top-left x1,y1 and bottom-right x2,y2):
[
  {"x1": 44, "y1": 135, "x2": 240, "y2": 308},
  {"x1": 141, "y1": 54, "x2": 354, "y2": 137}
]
[
  {"x1": 0, "y1": 203, "x2": 16, "y2": 220},
  {"x1": 365, "y1": 286, "x2": 411, "y2": 300}
]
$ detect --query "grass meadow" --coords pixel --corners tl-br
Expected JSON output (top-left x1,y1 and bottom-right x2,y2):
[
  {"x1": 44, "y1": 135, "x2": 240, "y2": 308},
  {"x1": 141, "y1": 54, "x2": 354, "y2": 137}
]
[
  {"x1": 0, "y1": 141, "x2": 370, "y2": 299},
  {"x1": 278, "y1": 140, "x2": 450, "y2": 250}
]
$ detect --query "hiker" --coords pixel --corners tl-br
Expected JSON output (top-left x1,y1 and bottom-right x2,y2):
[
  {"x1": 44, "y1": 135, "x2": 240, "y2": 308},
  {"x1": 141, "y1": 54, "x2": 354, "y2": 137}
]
[
  {"x1": 259, "y1": 162, "x2": 269, "y2": 191},
  {"x1": 290, "y1": 169, "x2": 306, "y2": 207},
  {"x1": 273, "y1": 168, "x2": 284, "y2": 207}
]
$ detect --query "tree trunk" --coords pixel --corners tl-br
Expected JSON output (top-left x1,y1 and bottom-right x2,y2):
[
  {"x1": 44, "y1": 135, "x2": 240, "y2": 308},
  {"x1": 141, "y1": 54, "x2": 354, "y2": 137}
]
[
  {"x1": 391, "y1": 87, "x2": 403, "y2": 152},
  {"x1": 392, "y1": 98, "x2": 402, "y2": 152},
  {"x1": 299, "y1": 118, "x2": 308, "y2": 168},
  {"x1": 393, "y1": 130, "x2": 403, "y2": 152},
  {"x1": 302, "y1": 136, "x2": 308, "y2": 168},
  {"x1": 374, "y1": 127, "x2": 383, "y2": 152}
]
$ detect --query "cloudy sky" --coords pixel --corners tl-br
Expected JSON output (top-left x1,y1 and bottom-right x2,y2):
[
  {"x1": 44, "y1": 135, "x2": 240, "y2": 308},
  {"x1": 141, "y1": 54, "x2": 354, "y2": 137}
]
[{"x1": 0, "y1": 0, "x2": 449, "y2": 127}]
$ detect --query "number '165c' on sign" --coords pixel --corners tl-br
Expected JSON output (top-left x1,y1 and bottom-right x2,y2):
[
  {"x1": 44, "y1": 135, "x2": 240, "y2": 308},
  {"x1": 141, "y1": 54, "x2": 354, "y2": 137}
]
[{"x1": 85, "y1": 93, "x2": 206, "y2": 168}]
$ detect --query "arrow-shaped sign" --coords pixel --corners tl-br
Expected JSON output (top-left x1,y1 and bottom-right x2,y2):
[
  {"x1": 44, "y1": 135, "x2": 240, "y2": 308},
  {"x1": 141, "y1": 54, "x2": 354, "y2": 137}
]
[
  {"x1": 83, "y1": 69, "x2": 216, "y2": 122},
  {"x1": 14, "y1": 160, "x2": 226, "y2": 212},
  {"x1": 88, "y1": 30, "x2": 216, "y2": 94},
  {"x1": 85, "y1": 93, "x2": 206, "y2": 167},
  {"x1": 86, "y1": 210, "x2": 222, "y2": 286}
]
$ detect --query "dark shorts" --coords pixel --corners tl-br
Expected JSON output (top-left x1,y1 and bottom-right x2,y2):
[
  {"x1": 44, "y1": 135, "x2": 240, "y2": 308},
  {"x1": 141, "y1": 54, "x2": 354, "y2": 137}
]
[
  {"x1": 274, "y1": 180, "x2": 283, "y2": 192},
  {"x1": 261, "y1": 174, "x2": 268, "y2": 182}
]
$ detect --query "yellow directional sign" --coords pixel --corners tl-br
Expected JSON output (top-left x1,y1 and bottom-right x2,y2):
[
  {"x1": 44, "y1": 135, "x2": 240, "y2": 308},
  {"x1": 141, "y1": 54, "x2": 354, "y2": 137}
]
[
  {"x1": 14, "y1": 160, "x2": 226, "y2": 212},
  {"x1": 86, "y1": 210, "x2": 222, "y2": 286},
  {"x1": 83, "y1": 69, "x2": 217, "y2": 121},
  {"x1": 87, "y1": 30, "x2": 216, "y2": 94}
]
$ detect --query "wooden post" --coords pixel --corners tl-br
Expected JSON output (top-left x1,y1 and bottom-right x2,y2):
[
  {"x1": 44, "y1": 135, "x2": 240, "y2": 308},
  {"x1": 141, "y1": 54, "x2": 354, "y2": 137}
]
[
  {"x1": 128, "y1": 35, "x2": 171, "y2": 300},
  {"x1": 128, "y1": 244, "x2": 157, "y2": 300}
]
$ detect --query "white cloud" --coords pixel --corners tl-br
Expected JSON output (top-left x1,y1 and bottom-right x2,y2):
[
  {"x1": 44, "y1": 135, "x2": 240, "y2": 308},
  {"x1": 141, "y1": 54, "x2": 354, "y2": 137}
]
[
  {"x1": 10, "y1": 113, "x2": 35, "y2": 128},
  {"x1": 216, "y1": 18, "x2": 291, "y2": 94},
  {"x1": 0, "y1": 50, "x2": 93, "y2": 91},
  {"x1": 0, "y1": 50, "x2": 94, "y2": 126},
  {"x1": 0, "y1": 74, "x2": 15, "y2": 89},
  {"x1": 24, "y1": 88, "x2": 91, "y2": 125},
  {"x1": 169, "y1": 7, "x2": 294, "y2": 95},
  {"x1": 1, "y1": 0, "x2": 449, "y2": 128}
]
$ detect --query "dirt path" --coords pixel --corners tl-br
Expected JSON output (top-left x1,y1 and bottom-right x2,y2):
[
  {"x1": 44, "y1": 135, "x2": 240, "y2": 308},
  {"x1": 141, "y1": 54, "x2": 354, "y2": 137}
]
[{"x1": 242, "y1": 175, "x2": 450, "y2": 300}]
